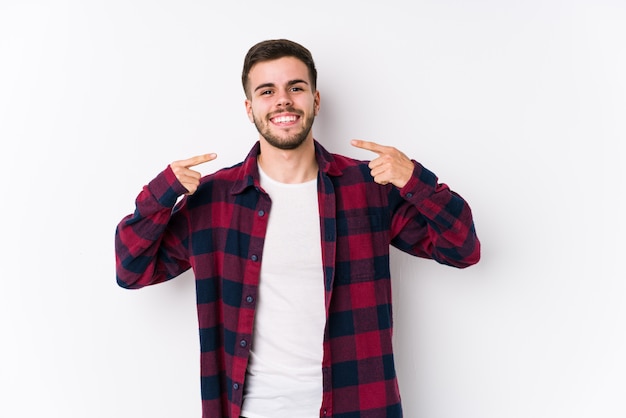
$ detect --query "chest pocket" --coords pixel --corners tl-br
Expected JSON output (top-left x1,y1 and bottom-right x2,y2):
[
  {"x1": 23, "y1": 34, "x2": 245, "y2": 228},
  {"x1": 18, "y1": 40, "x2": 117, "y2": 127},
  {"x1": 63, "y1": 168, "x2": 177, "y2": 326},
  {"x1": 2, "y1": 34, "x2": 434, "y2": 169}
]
[{"x1": 335, "y1": 214, "x2": 390, "y2": 284}]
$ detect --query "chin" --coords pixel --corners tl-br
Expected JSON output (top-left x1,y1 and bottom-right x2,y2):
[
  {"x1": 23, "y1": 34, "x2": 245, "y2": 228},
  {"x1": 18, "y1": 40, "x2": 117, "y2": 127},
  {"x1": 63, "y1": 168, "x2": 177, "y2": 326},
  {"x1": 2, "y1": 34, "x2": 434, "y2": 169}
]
[
  {"x1": 262, "y1": 128, "x2": 312, "y2": 150},
  {"x1": 265, "y1": 137, "x2": 308, "y2": 150}
]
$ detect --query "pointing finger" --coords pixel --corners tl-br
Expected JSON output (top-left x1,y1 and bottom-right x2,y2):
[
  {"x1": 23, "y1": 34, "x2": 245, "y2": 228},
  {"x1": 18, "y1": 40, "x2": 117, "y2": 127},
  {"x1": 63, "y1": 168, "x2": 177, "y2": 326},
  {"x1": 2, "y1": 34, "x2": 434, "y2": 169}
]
[
  {"x1": 350, "y1": 139, "x2": 389, "y2": 155},
  {"x1": 175, "y1": 153, "x2": 218, "y2": 168}
]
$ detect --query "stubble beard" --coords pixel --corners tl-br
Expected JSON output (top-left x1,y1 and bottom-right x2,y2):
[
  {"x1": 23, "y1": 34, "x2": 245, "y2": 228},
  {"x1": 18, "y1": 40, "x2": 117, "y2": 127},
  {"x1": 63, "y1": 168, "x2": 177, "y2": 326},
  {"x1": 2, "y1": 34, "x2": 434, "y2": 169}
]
[{"x1": 252, "y1": 107, "x2": 315, "y2": 150}]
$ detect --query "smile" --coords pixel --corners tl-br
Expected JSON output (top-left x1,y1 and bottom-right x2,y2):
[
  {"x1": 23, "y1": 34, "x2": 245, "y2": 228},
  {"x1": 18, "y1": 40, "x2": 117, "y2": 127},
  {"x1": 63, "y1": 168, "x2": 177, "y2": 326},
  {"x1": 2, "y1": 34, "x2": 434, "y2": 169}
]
[{"x1": 271, "y1": 114, "x2": 299, "y2": 124}]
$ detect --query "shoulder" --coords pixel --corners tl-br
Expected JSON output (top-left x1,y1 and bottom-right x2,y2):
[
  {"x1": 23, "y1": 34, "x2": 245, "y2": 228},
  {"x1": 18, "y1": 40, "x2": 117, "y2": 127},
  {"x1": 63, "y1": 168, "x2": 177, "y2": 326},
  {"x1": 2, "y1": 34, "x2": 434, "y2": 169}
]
[
  {"x1": 327, "y1": 151, "x2": 374, "y2": 184},
  {"x1": 184, "y1": 161, "x2": 248, "y2": 209},
  {"x1": 315, "y1": 140, "x2": 370, "y2": 177},
  {"x1": 202, "y1": 160, "x2": 246, "y2": 183},
  {"x1": 331, "y1": 152, "x2": 367, "y2": 169}
]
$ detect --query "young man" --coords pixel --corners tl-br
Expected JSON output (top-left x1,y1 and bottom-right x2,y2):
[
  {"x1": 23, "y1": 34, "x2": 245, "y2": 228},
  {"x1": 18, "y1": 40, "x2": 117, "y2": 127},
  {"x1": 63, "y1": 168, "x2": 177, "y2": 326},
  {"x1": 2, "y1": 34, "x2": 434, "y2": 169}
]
[{"x1": 115, "y1": 39, "x2": 480, "y2": 418}]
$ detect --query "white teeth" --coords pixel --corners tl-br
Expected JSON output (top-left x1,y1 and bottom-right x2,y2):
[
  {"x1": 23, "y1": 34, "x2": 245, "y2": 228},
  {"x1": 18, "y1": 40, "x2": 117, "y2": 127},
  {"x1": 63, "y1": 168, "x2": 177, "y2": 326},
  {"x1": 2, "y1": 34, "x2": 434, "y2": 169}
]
[{"x1": 273, "y1": 115, "x2": 297, "y2": 123}]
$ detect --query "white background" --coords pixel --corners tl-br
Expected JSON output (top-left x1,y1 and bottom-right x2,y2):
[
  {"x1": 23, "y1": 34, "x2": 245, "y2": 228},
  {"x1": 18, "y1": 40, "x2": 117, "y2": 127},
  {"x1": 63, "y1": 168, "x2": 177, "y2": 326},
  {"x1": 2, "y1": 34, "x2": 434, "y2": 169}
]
[{"x1": 1, "y1": 1, "x2": 624, "y2": 417}]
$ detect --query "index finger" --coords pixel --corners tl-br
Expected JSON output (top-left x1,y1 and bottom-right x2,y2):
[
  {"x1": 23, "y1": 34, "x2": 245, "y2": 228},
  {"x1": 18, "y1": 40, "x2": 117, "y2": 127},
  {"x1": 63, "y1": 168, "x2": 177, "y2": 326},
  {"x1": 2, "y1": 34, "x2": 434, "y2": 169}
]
[
  {"x1": 177, "y1": 153, "x2": 217, "y2": 168},
  {"x1": 350, "y1": 139, "x2": 389, "y2": 155}
]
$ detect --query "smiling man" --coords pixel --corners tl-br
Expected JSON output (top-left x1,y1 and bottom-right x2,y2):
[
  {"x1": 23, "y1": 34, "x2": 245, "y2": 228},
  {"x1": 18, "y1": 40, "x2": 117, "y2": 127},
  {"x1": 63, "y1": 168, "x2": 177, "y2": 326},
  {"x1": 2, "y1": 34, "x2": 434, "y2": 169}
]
[{"x1": 115, "y1": 39, "x2": 481, "y2": 418}]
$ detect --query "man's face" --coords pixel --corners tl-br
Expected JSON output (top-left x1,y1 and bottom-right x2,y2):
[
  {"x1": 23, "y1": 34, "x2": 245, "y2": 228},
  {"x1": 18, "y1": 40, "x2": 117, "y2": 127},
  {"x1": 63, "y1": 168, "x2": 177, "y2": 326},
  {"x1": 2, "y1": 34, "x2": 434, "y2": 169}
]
[{"x1": 245, "y1": 57, "x2": 320, "y2": 150}]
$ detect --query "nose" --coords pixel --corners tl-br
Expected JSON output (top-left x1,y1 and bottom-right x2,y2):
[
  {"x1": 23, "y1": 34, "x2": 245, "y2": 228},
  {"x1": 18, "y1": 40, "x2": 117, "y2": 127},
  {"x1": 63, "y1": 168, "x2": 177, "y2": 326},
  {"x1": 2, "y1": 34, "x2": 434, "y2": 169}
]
[{"x1": 276, "y1": 89, "x2": 292, "y2": 107}]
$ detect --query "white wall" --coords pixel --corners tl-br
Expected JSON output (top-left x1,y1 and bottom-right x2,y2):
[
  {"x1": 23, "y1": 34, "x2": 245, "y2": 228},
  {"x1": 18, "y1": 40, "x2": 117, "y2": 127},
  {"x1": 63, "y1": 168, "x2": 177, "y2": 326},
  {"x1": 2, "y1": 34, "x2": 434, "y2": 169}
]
[{"x1": 1, "y1": 1, "x2": 624, "y2": 417}]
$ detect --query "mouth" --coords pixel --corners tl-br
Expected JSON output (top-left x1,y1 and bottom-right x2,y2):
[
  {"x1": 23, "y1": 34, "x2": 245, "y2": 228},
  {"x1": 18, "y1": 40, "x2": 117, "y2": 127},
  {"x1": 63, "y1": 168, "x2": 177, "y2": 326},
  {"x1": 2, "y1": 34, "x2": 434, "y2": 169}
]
[{"x1": 270, "y1": 113, "x2": 300, "y2": 126}]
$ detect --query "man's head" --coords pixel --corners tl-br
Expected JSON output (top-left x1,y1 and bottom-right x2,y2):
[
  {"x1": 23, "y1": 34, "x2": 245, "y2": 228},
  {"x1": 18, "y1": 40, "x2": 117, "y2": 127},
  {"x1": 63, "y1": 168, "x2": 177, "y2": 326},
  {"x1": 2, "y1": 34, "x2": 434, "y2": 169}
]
[
  {"x1": 242, "y1": 39, "x2": 317, "y2": 100},
  {"x1": 243, "y1": 39, "x2": 320, "y2": 151}
]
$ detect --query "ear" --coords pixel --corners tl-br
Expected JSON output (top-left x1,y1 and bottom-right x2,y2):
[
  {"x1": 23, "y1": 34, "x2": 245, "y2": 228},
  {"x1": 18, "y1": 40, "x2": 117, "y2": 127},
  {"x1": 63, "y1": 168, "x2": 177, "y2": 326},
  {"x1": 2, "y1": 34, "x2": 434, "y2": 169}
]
[
  {"x1": 245, "y1": 99, "x2": 254, "y2": 123},
  {"x1": 314, "y1": 90, "x2": 321, "y2": 115}
]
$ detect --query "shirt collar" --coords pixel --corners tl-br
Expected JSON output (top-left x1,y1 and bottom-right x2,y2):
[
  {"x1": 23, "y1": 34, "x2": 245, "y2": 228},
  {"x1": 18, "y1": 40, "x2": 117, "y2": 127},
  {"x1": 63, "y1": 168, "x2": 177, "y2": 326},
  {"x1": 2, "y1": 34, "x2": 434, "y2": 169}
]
[{"x1": 230, "y1": 139, "x2": 342, "y2": 195}]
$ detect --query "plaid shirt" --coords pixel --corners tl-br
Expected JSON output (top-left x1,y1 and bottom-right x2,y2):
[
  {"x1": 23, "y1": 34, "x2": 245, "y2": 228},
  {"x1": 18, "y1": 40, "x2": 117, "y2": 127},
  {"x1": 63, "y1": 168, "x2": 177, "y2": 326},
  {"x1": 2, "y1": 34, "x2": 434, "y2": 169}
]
[{"x1": 115, "y1": 140, "x2": 480, "y2": 418}]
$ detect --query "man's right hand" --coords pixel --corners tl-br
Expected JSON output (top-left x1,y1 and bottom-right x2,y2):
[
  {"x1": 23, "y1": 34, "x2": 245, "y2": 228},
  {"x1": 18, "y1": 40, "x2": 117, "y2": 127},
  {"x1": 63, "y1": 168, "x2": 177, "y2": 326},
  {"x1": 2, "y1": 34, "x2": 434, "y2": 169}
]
[{"x1": 169, "y1": 153, "x2": 217, "y2": 195}]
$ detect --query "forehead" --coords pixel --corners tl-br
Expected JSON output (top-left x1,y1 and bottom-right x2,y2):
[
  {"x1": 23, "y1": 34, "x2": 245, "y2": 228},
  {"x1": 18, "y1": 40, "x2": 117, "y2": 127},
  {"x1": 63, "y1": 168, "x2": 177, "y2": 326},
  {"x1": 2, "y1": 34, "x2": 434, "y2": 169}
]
[{"x1": 248, "y1": 56, "x2": 311, "y2": 86}]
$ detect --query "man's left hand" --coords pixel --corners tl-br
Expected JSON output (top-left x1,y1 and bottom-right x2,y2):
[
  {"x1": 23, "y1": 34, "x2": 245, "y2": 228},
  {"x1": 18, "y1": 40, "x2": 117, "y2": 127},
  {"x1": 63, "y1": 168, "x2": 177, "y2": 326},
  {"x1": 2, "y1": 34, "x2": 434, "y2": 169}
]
[{"x1": 351, "y1": 139, "x2": 414, "y2": 188}]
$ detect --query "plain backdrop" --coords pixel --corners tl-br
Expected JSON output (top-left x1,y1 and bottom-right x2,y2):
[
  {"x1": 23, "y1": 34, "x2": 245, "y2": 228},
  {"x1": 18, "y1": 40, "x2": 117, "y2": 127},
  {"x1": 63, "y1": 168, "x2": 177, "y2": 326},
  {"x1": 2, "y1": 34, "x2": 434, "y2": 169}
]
[{"x1": 1, "y1": 1, "x2": 624, "y2": 417}]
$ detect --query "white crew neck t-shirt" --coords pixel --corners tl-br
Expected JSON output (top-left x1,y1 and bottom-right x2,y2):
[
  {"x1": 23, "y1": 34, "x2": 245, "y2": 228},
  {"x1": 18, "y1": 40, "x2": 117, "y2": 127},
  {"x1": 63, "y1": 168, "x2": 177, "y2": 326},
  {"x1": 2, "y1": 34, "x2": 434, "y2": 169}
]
[{"x1": 240, "y1": 166, "x2": 325, "y2": 418}]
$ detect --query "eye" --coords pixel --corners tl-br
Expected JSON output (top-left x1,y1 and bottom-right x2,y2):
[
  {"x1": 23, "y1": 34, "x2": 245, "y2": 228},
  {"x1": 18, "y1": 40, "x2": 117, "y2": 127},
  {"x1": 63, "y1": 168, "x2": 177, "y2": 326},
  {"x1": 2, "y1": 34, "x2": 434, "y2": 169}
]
[
  {"x1": 260, "y1": 89, "x2": 273, "y2": 95},
  {"x1": 290, "y1": 86, "x2": 304, "y2": 92}
]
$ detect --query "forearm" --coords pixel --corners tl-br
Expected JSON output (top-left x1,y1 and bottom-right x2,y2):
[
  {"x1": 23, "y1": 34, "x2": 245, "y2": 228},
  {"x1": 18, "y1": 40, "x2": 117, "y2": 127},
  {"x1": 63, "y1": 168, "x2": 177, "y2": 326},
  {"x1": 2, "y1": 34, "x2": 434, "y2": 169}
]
[
  {"x1": 115, "y1": 167, "x2": 191, "y2": 289},
  {"x1": 391, "y1": 161, "x2": 481, "y2": 268}
]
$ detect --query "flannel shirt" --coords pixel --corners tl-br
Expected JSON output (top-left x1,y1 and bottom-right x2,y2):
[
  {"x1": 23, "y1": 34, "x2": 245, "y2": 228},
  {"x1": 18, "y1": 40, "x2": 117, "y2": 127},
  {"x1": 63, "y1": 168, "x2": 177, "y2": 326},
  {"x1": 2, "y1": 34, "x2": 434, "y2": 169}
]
[{"x1": 115, "y1": 140, "x2": 480, "y2": 418}]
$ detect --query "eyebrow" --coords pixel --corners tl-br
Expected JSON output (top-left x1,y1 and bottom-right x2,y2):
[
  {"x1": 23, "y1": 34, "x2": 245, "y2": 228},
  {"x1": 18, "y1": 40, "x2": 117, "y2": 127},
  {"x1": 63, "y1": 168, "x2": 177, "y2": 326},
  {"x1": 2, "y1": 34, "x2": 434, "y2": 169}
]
[{"x1": 253, "y1": 79, "x2": 309, "y2": 93}]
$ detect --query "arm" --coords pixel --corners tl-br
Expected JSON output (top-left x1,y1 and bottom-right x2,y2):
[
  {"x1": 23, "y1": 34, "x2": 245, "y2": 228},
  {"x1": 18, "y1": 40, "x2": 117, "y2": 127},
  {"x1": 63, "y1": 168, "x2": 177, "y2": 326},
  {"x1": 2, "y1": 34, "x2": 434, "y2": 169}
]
[
  {"x1": 351, "y1": 139, "x2": 480, "y2": 268},
  {"x1": 390, "y1": 161, "x2": 480, "y2": 268},
  {"x1": 115, "y1": 154, "x2": 217, "y2": 289}
]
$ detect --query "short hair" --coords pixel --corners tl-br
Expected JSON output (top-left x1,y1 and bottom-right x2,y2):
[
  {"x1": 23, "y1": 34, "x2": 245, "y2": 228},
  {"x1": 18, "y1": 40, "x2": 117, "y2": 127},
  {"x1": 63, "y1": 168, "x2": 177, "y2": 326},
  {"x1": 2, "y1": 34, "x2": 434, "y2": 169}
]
[{"x1": 242, "y1": 39, "x2": 318, "y2": 99}]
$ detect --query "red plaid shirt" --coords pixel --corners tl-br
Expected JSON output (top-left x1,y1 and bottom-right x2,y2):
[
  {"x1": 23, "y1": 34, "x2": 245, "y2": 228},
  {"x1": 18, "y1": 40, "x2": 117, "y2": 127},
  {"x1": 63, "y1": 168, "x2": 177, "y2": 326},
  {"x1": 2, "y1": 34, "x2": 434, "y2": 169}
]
[{"x1": 115, "y1": 140, "x2": 480, "y2": 418}]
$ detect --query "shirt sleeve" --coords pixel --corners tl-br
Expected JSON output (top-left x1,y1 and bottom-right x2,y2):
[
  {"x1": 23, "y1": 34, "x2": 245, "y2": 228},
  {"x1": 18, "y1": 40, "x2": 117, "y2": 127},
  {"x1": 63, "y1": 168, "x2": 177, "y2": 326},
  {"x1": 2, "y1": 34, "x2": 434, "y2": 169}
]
[
  {"x1": 389, "y1": 161, "x2": 481, "y2": 268},
  {"x1": 115, "y1": 166, "x2": 192, "y2": 289}
]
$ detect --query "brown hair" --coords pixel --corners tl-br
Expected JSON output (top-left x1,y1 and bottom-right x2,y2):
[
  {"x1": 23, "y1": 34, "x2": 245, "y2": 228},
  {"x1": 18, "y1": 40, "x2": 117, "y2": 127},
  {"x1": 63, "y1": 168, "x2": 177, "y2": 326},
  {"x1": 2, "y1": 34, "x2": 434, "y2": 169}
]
[{"x1": 242, "y1": 39, "x2": 317, "y2": 99}]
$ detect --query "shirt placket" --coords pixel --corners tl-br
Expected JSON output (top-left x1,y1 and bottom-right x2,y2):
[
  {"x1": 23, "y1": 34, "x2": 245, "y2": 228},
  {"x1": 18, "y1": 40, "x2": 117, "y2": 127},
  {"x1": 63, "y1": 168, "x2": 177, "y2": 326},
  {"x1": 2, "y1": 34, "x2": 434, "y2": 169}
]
[
  {"x1": 318, "y1": 171, "x2": 337, "y2": 417},
  {"x1": 230, "y1": 188, "x2": 271, "y2": 417}
]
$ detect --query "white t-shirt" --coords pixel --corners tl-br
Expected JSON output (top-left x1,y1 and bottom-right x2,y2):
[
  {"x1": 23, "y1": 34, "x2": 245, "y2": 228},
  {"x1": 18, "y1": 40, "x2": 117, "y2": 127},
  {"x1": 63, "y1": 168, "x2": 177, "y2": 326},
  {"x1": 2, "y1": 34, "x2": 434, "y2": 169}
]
[{"x1": 240, "y1": 167, "x2": 325, "y2": 418}]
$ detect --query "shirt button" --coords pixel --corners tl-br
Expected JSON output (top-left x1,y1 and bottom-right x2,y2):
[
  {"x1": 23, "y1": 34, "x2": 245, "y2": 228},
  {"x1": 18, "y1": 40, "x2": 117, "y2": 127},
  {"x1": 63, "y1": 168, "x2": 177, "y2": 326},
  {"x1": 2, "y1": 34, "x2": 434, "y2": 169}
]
[
  {"x1": 258, "y1": 210, "x2": 265, "y2": 217},
  {"x1": 251, "y1": 255, "x2": 258, "y2": 262},
  {"x1": 246, "y1": 295, "x2": 254, "y2": 303},
  {"x1": 406, "y1": 192, "x2": 413, "y2": 198},
  {"x1": 233, "y1": 383, "x2": 239, "y2": 390},
  {"x1": 240, "y1": 339, "x2": 247, "y2": 348}
]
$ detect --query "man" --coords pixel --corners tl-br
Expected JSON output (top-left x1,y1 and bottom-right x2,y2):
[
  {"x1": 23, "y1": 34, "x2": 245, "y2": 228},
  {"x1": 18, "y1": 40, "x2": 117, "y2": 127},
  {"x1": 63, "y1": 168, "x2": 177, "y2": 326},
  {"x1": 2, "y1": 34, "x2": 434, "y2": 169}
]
[{"x1": 115, "y1": 39, "x2": 480, "y2": 418}]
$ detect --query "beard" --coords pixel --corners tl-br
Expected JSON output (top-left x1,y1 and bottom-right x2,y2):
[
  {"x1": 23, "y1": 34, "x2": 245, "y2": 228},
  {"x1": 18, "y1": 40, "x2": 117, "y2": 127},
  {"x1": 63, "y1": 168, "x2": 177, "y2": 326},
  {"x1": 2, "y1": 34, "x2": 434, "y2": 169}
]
[{"x1": 252, "y1": 107, "x2": 315, "y2": 150}]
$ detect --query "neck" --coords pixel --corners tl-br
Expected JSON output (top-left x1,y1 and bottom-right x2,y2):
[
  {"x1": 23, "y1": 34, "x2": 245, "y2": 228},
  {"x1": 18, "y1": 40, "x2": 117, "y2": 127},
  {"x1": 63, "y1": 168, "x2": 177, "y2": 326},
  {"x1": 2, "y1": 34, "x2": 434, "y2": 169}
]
[{"x1": 257, "y1": 137, "x2": 318, "y2": 184}]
